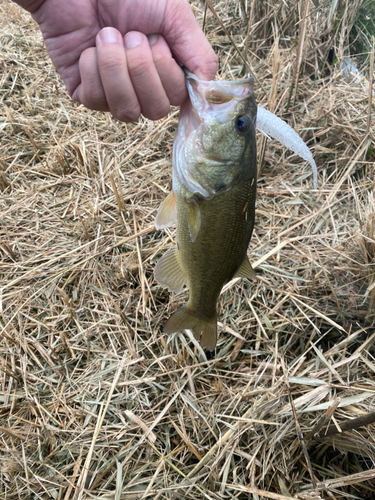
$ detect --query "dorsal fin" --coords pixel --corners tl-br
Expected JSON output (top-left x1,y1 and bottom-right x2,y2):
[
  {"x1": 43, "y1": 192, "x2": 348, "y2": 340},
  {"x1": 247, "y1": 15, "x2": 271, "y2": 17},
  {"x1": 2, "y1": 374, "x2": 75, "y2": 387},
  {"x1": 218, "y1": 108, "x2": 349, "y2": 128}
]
[{"x1": 155, "y1": 191, "x2": 176, "y2": 229}]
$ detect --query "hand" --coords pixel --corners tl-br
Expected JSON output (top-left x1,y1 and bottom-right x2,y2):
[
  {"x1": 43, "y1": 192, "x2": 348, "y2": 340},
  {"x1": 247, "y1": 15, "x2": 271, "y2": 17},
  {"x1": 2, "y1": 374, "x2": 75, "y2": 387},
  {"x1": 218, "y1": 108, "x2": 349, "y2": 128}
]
[{"x1": 15, "y1": 0, "x2": 218, "y2": 122}]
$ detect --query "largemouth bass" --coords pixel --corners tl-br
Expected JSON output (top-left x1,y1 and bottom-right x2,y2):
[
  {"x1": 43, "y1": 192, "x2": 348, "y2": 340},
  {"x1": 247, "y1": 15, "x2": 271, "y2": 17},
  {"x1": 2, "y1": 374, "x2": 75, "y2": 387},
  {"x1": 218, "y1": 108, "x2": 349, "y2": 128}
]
[{"x1": 154, "y1": 71, "x2": 257, "y2": 350}]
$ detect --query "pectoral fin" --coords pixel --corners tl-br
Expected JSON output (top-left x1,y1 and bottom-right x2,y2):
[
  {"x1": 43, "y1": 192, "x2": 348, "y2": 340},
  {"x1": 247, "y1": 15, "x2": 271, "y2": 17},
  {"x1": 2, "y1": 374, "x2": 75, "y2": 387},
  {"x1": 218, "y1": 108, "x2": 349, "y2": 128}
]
[
  {"x1": 155, "y1": 191, "x2": 176, "y2": 229},
  {"x1": 154, "y1": 246, "x2": 187, "y2": 293},
  {"x1": 234, "y1": 256, "x2": 256, "y2": 280},
  {"x1": 187, "y1": 199, "x2": 201, "y2": 243}
]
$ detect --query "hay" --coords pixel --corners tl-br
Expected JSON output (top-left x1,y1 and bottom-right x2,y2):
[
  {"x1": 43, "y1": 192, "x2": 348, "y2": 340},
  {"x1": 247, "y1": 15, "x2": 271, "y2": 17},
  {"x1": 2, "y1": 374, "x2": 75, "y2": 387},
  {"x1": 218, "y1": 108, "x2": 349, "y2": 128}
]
[{"x1": 1, "y1": 0, "x2": 375, "y2": 498}]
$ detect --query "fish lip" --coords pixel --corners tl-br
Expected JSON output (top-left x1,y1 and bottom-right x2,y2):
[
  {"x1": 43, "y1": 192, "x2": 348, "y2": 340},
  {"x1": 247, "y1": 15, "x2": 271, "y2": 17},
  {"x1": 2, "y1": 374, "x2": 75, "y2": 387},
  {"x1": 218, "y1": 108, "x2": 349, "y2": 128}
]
[{"x1": 184, "y1": 68, "x2": 254, "y2": 87}]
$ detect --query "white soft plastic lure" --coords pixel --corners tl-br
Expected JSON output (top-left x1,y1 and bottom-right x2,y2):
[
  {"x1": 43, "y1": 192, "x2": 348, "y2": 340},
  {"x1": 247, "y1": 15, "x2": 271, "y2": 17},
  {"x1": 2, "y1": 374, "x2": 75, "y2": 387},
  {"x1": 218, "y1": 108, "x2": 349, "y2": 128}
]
[{"x1": 256, "y1": 106, "x2": 318, "y2": 189}]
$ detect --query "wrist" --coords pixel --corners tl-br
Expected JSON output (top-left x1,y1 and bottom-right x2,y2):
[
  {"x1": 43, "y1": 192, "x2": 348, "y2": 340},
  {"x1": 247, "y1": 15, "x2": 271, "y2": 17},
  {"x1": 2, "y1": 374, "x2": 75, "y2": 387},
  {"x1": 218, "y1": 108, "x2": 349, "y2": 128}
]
[{"x1": 12, "y1": 0, "x2": 46, "y2": 13}]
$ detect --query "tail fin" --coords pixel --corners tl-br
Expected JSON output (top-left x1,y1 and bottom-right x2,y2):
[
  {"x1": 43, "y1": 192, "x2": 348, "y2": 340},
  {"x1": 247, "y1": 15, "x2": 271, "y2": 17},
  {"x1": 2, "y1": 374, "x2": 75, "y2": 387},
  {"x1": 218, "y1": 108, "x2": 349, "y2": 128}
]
[{"x1": 163, "y1": 305, "x2": 217, "y2": 351}]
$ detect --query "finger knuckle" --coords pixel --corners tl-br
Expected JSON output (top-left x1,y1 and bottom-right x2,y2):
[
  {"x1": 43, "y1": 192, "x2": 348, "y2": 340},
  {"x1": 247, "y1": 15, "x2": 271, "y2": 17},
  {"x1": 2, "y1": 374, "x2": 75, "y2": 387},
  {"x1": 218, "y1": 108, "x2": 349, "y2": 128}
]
[
  {"x1": 79, "y1": 80, "x2": 107, "y2": 110},
  {"x1": 99, "y1": 54, "x2": 125, "y2": 76},
  {"x1": 112, "y1": 104, "x2": 141, "y2": 123},
  {"x1": 169, "y1": 88, "x2": 186, "y2": 106},
  {"x1": 144, "y1": 102, "x2": 170, "y2": 121},
  {"x1": 89, "y1": 84, "x2": 107, "y2": 106},
  {"x1": 127, "y1": 53, "x2": 153, "y2": 80},
  {"x1": 78, "y1": 90, "x2": 94, "y2": 110},
  {"x1": 80, "y1": 96, "x2": 107, "y2": 112},
  {"x1": 151, "y1": 49, "x2": 169, "y2": 66}
]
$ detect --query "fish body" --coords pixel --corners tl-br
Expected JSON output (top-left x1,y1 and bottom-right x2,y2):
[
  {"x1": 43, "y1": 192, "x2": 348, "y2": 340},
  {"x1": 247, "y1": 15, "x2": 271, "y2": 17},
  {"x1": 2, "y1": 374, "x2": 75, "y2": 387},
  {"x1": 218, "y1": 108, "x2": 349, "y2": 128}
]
[{"x1": 155, "y1": 72, "x2": 257, "y2": 350}]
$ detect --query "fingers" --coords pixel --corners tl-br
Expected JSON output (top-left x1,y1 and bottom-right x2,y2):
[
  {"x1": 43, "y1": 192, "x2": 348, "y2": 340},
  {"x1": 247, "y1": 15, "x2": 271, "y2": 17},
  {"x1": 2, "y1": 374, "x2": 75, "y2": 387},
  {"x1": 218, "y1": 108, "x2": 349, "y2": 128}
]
[
  {"x1": 74, "y1": 47, "x2": 108, "y2": 112},
  {"x1": 123, "y1": 31, "x2": 170, "y2": 120},
  {"x1": 73, "y1": 27, "x2": 188, "y2": 122},
  {"x1": 163, "y1": 0, "x2": 218, "y2": 81},
  {"x1": 97, "y1": 28, "x2": 141, "y2": 122},
  {"x1": 73, "y1": 28, "x2": 139, "y2": 121},
  {"x1": 147, "y1": 34, "x2": 187, "y2": 106}
]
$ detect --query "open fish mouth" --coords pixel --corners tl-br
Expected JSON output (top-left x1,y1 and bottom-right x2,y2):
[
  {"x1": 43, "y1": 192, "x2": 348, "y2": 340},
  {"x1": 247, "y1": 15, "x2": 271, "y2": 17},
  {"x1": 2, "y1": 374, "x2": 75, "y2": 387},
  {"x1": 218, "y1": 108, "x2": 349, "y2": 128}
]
[{"x1": 184, "y1": 69, "x2": 255, "y2": 125}]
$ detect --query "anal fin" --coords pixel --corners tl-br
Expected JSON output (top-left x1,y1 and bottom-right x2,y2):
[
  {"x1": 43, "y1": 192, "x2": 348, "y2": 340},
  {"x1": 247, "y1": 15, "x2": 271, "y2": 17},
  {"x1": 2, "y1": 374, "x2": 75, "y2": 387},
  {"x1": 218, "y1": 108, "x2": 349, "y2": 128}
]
[
  {"x1": 154, "y1": 246, "x2": 187, "y2": 293},
  {"x1": 234, "y1": 256, "x2": 256, "y2": 280},
  {"x1": 155, "y1": 191, "x2": 176, "y2": 229}
]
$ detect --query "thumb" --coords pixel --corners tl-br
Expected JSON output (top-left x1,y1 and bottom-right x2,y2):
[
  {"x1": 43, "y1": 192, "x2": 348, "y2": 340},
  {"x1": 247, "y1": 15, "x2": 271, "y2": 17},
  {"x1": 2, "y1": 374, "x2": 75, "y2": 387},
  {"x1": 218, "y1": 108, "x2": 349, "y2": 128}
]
[{"x1": 163, "y1": 0, "x2": 218, "y2": 81}]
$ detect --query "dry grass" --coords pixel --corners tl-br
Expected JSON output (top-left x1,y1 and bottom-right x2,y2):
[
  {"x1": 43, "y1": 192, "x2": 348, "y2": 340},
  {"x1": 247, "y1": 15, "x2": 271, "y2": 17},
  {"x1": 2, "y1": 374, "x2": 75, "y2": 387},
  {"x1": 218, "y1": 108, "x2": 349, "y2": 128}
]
[{"x1": 1, "y1": 0, "x2": 375, "y2": 498}]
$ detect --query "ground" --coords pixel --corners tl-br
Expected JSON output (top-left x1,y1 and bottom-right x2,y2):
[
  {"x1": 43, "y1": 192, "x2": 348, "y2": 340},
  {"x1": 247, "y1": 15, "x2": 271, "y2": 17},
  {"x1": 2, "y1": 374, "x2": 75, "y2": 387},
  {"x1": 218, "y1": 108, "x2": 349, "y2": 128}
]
[{"x1": 1, "y1": 0, "x2": 375, "y2": 499}]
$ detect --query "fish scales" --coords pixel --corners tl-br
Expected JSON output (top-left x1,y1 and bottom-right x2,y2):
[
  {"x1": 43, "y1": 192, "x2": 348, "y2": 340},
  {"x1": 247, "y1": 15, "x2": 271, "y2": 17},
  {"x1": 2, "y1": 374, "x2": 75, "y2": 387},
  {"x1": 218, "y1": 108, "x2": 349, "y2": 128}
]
[
  {"x1": 154, "y1": 71, "x2": 257, "y2": 350},
  {"x1": 176, "y1": 178, "x2": 256, "y2": 318}
]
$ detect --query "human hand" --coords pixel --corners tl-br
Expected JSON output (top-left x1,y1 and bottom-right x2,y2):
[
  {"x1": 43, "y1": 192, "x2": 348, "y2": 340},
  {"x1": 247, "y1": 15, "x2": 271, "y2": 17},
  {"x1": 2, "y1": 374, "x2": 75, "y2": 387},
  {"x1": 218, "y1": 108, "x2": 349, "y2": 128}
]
[{"x1": 14, "y1": 0, "x2": 218, "y2": 122}]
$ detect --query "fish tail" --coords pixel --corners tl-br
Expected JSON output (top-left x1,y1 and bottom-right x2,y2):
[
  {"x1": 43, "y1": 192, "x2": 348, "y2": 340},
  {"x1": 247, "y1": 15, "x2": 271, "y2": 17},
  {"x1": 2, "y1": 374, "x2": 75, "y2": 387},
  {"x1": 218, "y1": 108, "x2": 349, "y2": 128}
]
[{"x1": 163, "y1": 305, "x2": 217, "y2": 351}]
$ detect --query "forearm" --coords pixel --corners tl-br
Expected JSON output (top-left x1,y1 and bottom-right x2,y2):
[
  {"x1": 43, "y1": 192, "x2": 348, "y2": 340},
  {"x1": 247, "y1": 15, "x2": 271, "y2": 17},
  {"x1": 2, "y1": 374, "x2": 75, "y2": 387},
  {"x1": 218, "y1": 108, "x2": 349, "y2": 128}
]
[{"x1": 11, "y1": 0, "x2": 45, "y2": 13}]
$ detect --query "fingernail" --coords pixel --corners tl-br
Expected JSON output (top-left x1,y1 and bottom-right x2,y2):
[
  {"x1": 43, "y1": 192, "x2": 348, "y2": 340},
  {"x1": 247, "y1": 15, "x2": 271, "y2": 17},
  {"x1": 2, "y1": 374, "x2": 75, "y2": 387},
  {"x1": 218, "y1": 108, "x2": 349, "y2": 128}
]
[
  {"x1": 99, "y1": 27, "x2": 121, "y2": 44},
  {"x1": 147, "y1": 34, "x2": 159, "y2": 46},
  {"x1": 124, "y1": 31, "x2": 143, "y2": 49}
]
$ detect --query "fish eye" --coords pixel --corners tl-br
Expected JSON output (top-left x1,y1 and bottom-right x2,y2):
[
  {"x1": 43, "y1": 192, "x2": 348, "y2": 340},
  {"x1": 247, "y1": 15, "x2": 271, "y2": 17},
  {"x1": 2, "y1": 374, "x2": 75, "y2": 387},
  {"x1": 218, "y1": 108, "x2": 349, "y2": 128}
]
[{"x1": 235, "y1": 114, "x2": 250, "y2": 134}]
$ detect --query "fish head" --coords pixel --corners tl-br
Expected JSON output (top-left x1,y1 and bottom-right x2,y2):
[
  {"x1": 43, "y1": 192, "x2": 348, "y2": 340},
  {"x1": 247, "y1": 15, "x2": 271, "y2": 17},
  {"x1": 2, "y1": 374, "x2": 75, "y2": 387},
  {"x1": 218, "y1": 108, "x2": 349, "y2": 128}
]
[{"x1": 173, "y1": 71, "x2": 257, "y2": 199}]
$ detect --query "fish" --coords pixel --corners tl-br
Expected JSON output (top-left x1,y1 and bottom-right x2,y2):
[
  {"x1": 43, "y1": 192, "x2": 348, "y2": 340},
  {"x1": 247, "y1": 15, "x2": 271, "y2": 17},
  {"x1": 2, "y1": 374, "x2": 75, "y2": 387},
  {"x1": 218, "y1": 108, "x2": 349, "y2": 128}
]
[{"x1": 154, "y1": 71, "x2": 258, "y2": 350}]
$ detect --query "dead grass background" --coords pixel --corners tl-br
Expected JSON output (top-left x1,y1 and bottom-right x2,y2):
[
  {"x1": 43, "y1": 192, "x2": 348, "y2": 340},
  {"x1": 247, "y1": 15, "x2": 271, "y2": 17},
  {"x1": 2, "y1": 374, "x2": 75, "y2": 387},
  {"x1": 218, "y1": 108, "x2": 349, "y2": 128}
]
[{"x1": 1, "y1": 0, "x2": 375, "y2": 498}]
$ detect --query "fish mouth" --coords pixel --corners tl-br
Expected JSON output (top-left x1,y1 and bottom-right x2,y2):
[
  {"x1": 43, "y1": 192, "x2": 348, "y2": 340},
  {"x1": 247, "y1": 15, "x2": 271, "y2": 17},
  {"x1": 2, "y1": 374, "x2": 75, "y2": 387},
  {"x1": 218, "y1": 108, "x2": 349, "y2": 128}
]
[
  {"x1": 184, "y1": 69, "x2": 254, "y2": 106},
  {"x1": 183, "y1": 70, "x2": 254, "y2": 128},
  {"x1": 184, "y1": 69, "x2": 254, "y2": 88}
]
